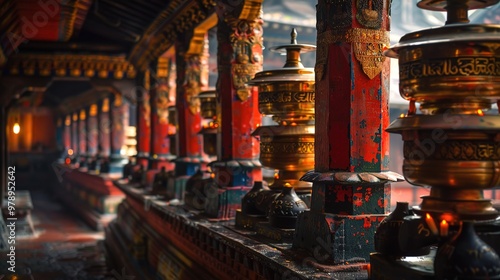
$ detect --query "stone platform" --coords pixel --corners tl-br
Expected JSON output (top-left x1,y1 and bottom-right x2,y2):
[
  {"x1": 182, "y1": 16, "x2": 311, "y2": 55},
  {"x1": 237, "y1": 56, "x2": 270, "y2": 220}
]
[{"x1": 106, "y1": 181, "x2": 370, "y2": 279}]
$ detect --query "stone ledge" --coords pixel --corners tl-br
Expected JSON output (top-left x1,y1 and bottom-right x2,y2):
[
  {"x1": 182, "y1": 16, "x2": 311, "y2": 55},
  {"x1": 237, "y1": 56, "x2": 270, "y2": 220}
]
[{"x1": 108, "y1": 181, "x2": 370, "y2": 279}]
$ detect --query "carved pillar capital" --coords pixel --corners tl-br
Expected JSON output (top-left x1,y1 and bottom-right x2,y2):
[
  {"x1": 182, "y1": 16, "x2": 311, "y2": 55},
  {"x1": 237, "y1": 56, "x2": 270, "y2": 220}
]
[{"x1": 216, "y1": 0, "x2": 263, "y2": 102}]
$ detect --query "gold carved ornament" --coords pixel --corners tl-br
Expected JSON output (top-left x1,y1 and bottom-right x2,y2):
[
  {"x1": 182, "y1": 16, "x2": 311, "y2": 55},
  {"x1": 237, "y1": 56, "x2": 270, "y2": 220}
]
[
  {"x1": 156, "y1": 84, "x2": 171, "y2": 124},
  {"x1": 184, "y1": 55, "x2": 204, "y2": 115},
  {"x1": 316, "y1": 28, "x2": 389, "y2": 80},
  {"x1": 230, "y1": 20, "x2": 263, "y2": 102},
  {"x1": 141, "y1": 92, "x2": 151, "y2": 128}
]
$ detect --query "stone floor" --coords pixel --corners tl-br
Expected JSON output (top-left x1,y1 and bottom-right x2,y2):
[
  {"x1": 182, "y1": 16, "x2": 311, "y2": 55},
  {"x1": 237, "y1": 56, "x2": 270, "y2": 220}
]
[{"x1": 0, "y1": 191, "x2": 116, "y2": 280}]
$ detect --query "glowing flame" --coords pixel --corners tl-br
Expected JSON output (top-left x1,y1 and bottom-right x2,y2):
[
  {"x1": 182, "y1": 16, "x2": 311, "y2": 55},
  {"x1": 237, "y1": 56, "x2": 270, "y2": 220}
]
[
  {"x1": 13, "y1": 123, "x2": 20, "y2": 134},
  {"x1": 477, "y1": 109, "x2": 484, "y2": 116},
  {"x1": 68, "y1": 149, "x2": 74, "y2": 156},
  {"x1": 399, "y1": 113, "x2": 405, "y2": 118}
]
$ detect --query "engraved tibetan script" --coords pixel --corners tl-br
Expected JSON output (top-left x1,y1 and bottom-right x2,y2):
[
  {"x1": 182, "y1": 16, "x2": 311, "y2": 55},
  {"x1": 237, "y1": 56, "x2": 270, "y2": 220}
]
[
  {"x1": 401, "y1": 57, "x2": 499, "y2": 80},
  {"x1": 259, "y1": 91, "x2": 315, "y2": 103}
]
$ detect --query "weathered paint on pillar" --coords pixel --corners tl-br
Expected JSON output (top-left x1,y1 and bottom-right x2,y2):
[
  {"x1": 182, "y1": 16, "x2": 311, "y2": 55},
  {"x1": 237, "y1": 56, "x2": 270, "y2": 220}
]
[
  {"x1": 293, "y1": 0, "x2": 393, "y2": 263},
  {"x1": 136, "y1": 71, "x2": 151, "y2": 167},
  {"x1": 314, "y1": 0, "x2": 391, "y2": 173},
  {"x1": 213, "y1": 1, "x2": 263, "y2": 187},
  {"x1": 98, "y1": 98, "x2": 111, "y2": 157},
  {"x1": 86, "y1": 104, "x2": 98, "y2": 157},
  {"x1": 149, "y1": 57, "x2": 175, "y2": 170},
  {"x1": 71, "y1": 113, "x2": 79, "y2": 154},
  {"x1": 78, "y1": 109, "x2": 87, "y2": 156},
  {"x1": 216, "y1": 11, "x2": 262, "y2": 163},
  {"x1": 198, "y1": 0, "x2": 263, "y2": 219}
]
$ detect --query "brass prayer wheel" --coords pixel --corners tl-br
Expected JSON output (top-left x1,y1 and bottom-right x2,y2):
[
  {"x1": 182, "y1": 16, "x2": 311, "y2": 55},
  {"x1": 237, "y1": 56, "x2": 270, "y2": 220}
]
[
  {"x1": 167, "y1": 105, "x2": 177, "y2": 156},
  {"x1": 198, "y1": 90, "x2": 217, "y2": 119},
  {"x1": 196, "y1": 90, "x2": 218, "y2": 157},
  {"x1": 386, "y1": 0, "x2": 500, "y2": 221},
  {"x1": 249, "y1": 28, "x2": 316, "y2": 191}
]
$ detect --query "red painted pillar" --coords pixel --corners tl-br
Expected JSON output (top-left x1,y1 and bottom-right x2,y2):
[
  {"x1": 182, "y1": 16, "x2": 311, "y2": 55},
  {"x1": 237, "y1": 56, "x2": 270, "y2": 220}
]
[
  {"x1": 63, "y1": 115, "x2": 71, "y2": 152},
  {"x1": 215, "y1": 7, "x2": 262, "y2": 177},
  {"x1": 78, "y1": 109, "x2": 87, "y2": 156},
  {"x1": 110, "y1": 94, "x2": 128, "y2": 163},
  {"x1": 173, "y1": 40, "x2": 207, "y2": 177},
  {"x1": 86, "y1": 104, "x2": 98, "y2": 157},
  {"x1": 202, "y1": 1, "x2": 263, "y2": 219},
  {"x1": 136, "y1": 71, "x2": 151, "y2": 168},
  {"x1": 71, "y1": 112, "x2": 78, "y2": 155},
  {"x1": 293, "y1": 0, "x2": 401, "y2": 263},
  {"x1": 149, "y1": 57, "x2": 175, "y2": 170},
  {"x1": 98, "y1": 98, "x2": 111, "y2": 157}
]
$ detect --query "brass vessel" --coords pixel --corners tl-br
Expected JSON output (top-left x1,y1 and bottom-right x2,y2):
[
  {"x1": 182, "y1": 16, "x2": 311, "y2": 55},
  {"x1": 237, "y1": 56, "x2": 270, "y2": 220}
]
[
  {"x1": 167, "y1": 105, "x2": 177, "y2": 156},
  {"x1": 196, "y1": 89, "x2": 218, "y2": 157},
  {"x1": 249, "y1": 28, "x2": 316, "y2": 191},
  {"x1": 372, "y1": 1, "x2": 500, "y2": 278},
  {"x1": 386, "y1": 0, "x2": 500, "y2": 221}
]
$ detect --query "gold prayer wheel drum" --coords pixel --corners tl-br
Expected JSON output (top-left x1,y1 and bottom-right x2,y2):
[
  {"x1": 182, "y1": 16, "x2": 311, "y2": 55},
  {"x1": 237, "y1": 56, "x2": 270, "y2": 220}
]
[
  {"x1": 167, "y1": 106, "x2": 177, "y2": 156},
  {"x1": 390, "y1": 116, "x2": 500, "y2": 189},
  {"x1": 197, "y1": 90, "x2": 217, "y2": 119},
  {"x1": 386, "y1": 24, "x2": 500, "y2": 114},
  {"x1": 387, "y1": 114, "x2": 500, "y2": 219},
  {"x1": 167, "y1": 105, "x2": 177, "y2": 126},
  {"x1": 197, "y1": 90, "x2": 219, "y2": 157},
  {"x1": 249, "y1": 69, "x2": 315, "y2": 124},
  {"x1": 385, "y1": 3, "x2": 500, "y2": 219},
  {"x1": 253, "y1": 125, "x2": 315, "y2": 172},
  {"x1": 248, "y1": 29, "x2": 315, "y2": 124},
  {"x1": 249, "y1": 29, "x2": 316, "y2": 191}
]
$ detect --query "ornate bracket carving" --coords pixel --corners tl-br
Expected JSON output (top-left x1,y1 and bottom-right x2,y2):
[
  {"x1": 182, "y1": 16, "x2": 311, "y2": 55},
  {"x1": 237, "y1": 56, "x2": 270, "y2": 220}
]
[
  {"x1": 316, "y1": 29, "x2": 389, "y2": 80},
  {"x1": 216, "y1": 0, "x2": 264, "y2": 102},
  {"x1": 6, "y1": 54, "x2": 136, "y2": 79},
  {"x1": 229, "y1": 19, "x2": 263, "y2": 101},
  {"x1": 184, "y1": 54, "x2": 207, "y2": 115}
]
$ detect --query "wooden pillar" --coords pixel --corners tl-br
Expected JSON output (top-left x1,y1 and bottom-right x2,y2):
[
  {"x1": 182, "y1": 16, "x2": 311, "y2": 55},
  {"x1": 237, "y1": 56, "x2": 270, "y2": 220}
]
[
  {"x1": 71, "y1": 112, "x2": 78, "y2": 155},
  {"x1": 149, "y1": 57, "x2": 175, "y2": 170},
  {"x1": 78, "y1": 109, "x2": 87, "y2": 157},
  {"x1": 86, "y1": 104, "x2": 98, "y2": 157},
  {"x1": 173, "y1": 36, "x2": 207, "y2": 177},
  {"x1": 20, "y1": 110, "x2": 33, "y2": 151},
  {"x1": 135, "y1": 71, "x2": 151, "y2": 168},
  {"x1": 110, "y1": 94, "x2": 128, "y2": 164},
  {"x1": 293, "y1": 0, "x2": 399, "y2": 263},
  {"x1": 98, "y1": 98, "x2": 111, "y2": 157},
  {"x1": 63, "y1": 115, "x2": 71, "y2": 151},
  {"x1": 204, "y1": 1, "x2": 263, "y2": 218}
]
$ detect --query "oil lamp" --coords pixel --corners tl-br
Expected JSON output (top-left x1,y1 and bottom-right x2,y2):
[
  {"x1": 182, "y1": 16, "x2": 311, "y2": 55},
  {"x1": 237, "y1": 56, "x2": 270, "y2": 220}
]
[
  {"x1": 371, "y1": 0, "x2": 500, "y2": 278},
  {"x1": 236, "y1": 29, "x2": 315, "y2": 235}
]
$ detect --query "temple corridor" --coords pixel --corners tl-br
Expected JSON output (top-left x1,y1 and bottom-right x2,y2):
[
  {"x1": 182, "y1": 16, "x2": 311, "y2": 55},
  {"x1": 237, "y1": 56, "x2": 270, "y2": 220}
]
[
  {"x1": 0, "y1": 189, "x2": 111, "y2": 280},
  {"x1": 1, "y1": 0, "x2": 499, "y2": 279}
]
